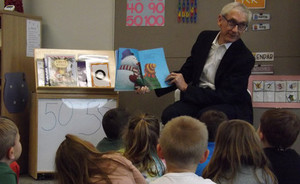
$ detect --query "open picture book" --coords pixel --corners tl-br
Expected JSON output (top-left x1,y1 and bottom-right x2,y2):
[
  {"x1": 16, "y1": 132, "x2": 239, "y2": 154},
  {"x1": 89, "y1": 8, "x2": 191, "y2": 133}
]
[{"x1": 115, "y1": 47, "x2": 170, "y2": 91}]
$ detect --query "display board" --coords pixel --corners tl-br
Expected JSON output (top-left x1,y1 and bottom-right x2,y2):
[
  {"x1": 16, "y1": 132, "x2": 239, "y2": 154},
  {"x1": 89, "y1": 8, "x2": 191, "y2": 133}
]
[{"x1": 248, "y1": 75, "x2": 300, "y2": 108}]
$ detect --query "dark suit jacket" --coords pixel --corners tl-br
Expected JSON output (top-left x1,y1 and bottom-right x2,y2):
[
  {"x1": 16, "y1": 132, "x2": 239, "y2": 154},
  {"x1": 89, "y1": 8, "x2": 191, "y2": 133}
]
[{"x1": 156, "y1": 31, "x2": 255, "y2": 122}]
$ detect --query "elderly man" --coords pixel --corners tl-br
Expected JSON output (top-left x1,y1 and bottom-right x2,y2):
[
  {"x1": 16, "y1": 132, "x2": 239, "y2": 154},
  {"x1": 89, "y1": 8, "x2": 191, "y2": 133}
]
[{"x1": 151, "y1": 2, "x2": 255, "y2": 124}]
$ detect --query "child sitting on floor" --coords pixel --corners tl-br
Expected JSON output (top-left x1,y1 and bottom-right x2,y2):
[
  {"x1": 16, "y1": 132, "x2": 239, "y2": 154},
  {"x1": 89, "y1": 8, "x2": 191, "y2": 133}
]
[
  {"x1": 258, "y1": 109, "x2": 300, "y2": 184},
  {"x1": 123, "y1": 113, "x2": 165, "y2": 183},
  {"x1": 0, "y1": 117, "x2": 22, "y2": 184},
  {"x1": 203, "y1": 119, "x2": 277, "y2": 184},
  {"x1": 96, "y1": 108, "x2": 130, "y2": 152},
  {"x1": 55, "y1": 134, "x2": 146, "y2": 184},
  {"x1": 151, "y1": 115, "x2": 215, "y2": 184}
]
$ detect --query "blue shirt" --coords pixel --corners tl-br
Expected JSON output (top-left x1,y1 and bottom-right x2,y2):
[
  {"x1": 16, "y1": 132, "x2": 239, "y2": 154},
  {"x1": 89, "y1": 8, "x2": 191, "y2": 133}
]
[{"x1": 195, "y1": 142, "x2": 215, "y2": 176}]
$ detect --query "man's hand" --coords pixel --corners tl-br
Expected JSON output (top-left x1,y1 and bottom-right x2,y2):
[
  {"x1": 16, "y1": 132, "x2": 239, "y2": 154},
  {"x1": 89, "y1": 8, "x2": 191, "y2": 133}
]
[
  {"x1": 166, "y1": 72, "x2": 188, "y2": 91},
  {"x1": 135, "y1": 86, "x2": 150, "y2": 94}
]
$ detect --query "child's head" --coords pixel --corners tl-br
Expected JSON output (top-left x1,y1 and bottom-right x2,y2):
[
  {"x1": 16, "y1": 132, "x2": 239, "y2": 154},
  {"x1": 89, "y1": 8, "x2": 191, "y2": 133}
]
[
  {"x1": 203, "y1": 119, "x2": 276, "y2": 182},
  {"x1": 159, "y1": 116, "x2": 208, "y2": 170},
  {"x1": 55, "y1": 134, "x2": 111, "y2": 184},
  {"x1": 123, "y1": 113, "x2": 161, "y2": 175},
  {"x1": 213, "y1": 120, "x2": 263, "y2": 166},
  {"x1": 199, "y1": 110, "x2": 228, "y2": 142},
  {"x1": 259, "y1": 109, "x2": 300, "y2": 149},
  {"x1": 0, "y1": 117, "x2": 22, "y2": 164},
  {"x1": 102, "y1": 108, "x2": 130, "y2": 140}
]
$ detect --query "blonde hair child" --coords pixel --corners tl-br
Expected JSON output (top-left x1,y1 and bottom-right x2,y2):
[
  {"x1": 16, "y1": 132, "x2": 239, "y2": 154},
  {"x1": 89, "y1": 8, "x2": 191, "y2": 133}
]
[
  {"x1": 151, "y1": 116, "x2": 215, "y2": 184},
  {"x1": 0, "y1": 117, "x2": 22, "y2": 184}
]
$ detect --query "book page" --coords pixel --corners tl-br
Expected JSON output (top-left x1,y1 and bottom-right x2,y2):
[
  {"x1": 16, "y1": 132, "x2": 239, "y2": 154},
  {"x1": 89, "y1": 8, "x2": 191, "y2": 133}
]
[
  {"x1": 115, "y1": 48, "x2": 142, "y2": 91},
  {"x1": 139, "y1": 48, "x2": 170, "y2": 90}
]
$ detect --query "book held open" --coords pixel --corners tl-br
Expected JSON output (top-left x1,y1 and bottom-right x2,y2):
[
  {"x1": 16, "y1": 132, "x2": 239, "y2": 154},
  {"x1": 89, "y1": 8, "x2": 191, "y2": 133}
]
[{"x1": 115, "y1": 47, "x2": 170, "y2": 91}]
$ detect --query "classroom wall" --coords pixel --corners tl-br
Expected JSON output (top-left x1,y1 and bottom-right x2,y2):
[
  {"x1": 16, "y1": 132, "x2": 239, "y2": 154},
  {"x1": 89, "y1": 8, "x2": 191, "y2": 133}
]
[{"x1": 22, "y1": 0, "x2": 115, "y2": 50}]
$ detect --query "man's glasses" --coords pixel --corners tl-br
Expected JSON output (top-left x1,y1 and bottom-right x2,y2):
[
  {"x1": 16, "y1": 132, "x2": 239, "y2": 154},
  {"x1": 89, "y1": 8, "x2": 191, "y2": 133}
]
[{"x1": 222, "y1": 15, "x2": 248, "y2": 31}]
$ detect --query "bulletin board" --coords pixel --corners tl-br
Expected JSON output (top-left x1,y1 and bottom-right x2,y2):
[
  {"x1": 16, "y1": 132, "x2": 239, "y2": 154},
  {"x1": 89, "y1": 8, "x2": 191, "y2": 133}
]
[{"x1": 248, "y1": 75, "x2": 300, "y2": 108}]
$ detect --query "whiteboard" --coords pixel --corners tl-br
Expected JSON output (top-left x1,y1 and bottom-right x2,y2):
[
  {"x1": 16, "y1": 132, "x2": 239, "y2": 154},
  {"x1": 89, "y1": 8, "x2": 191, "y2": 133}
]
[{"x1": 37, "y1": 98, "x2": 117, "y2": 172}]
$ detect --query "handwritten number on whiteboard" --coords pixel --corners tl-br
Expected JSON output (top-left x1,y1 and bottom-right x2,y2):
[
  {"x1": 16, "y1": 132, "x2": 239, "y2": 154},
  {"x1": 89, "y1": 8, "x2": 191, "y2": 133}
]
[
  {"x1": 79, "y1": 100, "x2": 102, "y2": 136},
  {"x1": 42, "y1": 103, "x2": 58, "y2": 131},
  {"x1": 41, "y1": 99, "x2": 116, "y2": 135}
]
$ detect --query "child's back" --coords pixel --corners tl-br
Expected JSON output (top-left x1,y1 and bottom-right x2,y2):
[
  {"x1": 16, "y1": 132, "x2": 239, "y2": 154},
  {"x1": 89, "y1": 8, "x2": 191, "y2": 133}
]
[
  {"x1": 259, "y1": 109, "x2": 300, "y2": 184},
  {"x1": 263, "y1": 148, "x2": 300, "y2": 184},
  {"x1": 150, "y1": 116, "x2": 215, "y2": 184}
]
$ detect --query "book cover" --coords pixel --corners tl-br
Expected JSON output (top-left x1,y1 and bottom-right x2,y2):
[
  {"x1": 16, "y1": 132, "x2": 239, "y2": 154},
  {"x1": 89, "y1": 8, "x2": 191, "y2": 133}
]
[
  {"x1": 46, "y1": 55, "x2": 77, "y2": 87},
  {"x1": 115, "y1": 48, "x2": 170, "y2": 91},
  {"x1": 77, "y1": 61, "x2": 88, "y2": 87},
  {"x1": 79, "y1": 54, "x2": 110, "y2": 87},
  {"x1": 90, "y1": 63, "x2": 111, "y2": 87},
  {"x1": 36, "y1": 59, "x2": 45, "y2": 86},
  {"x1": 43, "y1": 58, "x2": 50, "y2": 86}
]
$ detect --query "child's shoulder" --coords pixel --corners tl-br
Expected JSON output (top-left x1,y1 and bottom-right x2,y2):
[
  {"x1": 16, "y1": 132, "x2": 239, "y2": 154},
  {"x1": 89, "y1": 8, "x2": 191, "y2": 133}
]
[
  {"x1": 0, "y1": 162, "x2": 17, "y2": 184},
  {"x1": 102, "y1": 152, "x2": 126, "y2": 162},
  {"x1": 150, "y1": 172, "x2": 216, "y2": 184},
  {"x1": 264, "y1": 147, "x2": 299, "y2": 157},
  {"x1": 102, "y1": 152, "x2": 137, "y2": 169}
]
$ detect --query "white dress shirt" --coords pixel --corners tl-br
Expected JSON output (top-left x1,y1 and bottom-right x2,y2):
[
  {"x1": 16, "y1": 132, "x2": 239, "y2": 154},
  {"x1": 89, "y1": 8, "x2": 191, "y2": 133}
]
[{"x1": 199, "y1": 32, "x2": 232, "y2": 90}]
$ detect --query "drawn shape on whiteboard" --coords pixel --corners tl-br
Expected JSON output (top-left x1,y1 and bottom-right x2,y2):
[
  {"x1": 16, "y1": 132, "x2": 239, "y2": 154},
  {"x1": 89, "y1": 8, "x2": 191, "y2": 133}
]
[{"x1": 41, "y1": 103, "x2": 58, "y2": 131}]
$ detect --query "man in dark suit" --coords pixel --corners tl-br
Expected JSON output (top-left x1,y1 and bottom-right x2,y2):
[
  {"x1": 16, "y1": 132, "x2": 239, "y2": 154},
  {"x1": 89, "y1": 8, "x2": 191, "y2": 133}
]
[{"x1": 137, "y1": 2, "x2": 254, "y2": 124}]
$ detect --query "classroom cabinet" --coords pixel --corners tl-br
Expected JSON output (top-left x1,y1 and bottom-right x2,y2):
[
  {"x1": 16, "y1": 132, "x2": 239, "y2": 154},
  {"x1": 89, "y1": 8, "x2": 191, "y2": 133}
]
[
  {"x1": 0, "y1": 10, "x2": 41, "y2": 173},
  {"x1": 28, "y1": 48, "x2": 118, "y2": 179}
]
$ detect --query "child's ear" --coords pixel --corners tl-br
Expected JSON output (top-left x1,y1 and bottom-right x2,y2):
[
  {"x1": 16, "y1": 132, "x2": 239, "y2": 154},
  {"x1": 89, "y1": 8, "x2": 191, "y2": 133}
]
[
  {"x1": 200, "y1": 149, "x2": 209, "y2": 163},
  {"x1": 257, "y1": 126, "x2": 264, "y2": 141},
  {"x1": 258, "y1": 131, "x2": 264, "y2": 141},
  {"x1": 156, "y1": 144, "x2": 164, "y2": 159},
  {"x1": 7, "y1": 147, "x2": 16, "y2": 160}
]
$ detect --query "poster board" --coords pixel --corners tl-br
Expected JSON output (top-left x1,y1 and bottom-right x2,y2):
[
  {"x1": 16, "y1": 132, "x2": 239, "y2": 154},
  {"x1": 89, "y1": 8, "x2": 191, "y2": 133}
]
[{"x1": 248, "y1": 75, "x2": 300, "y2": 108}]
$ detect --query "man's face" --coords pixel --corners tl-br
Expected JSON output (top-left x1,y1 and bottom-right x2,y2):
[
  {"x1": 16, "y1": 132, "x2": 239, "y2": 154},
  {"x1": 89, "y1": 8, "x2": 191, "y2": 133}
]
[{"x1": 217, "y1": 9, "x2": 248, "y2": 44}]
